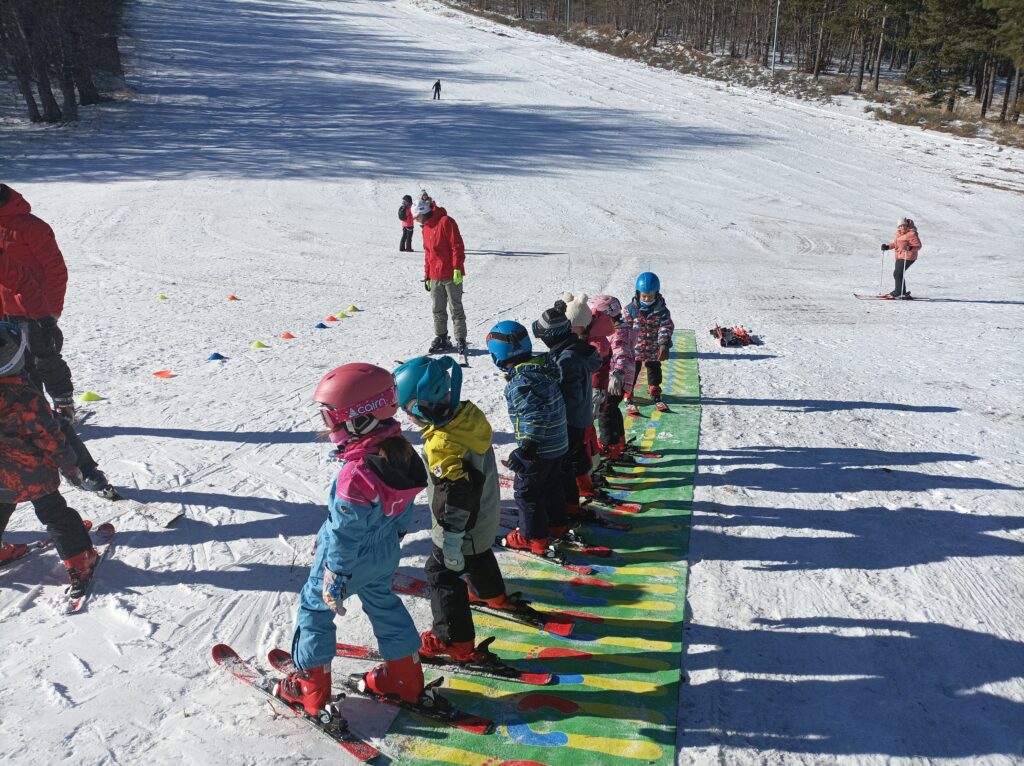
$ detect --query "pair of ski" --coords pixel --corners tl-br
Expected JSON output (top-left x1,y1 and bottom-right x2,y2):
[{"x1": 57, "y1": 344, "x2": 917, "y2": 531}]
[
  {"x1": 391, "y1": 571, "x2": 575, "y2": 637},
  {"x1": 213, "y1": 643, "x2": 503, "y2": 762},
  {"x1": 854, "y1": 292, "x2": 920, "y2": 300},
  {"x1": 427, "y1": 343, "x2": 470, "y2": 368}
]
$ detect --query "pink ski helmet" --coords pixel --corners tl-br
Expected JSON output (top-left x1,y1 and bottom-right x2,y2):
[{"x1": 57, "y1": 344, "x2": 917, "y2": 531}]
[
  {"x1": 589, "y1": 294, "x2": 622, "y2": 320},
  {"x1": 313, "y1": 362, "x2": 399, "y2": 436}
]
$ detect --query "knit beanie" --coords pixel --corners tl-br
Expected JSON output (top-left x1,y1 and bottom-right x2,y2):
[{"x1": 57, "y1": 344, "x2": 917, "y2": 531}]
[
  {"x1": 532, "y1": 302, "x2": 572, "y2": 343},
  {"x1": 561, "y1": 292, "x2": 593, "y2": 329}
]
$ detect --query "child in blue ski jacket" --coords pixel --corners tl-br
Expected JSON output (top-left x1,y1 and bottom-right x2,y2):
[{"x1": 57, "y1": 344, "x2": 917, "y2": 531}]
[
  {"x1": 486, "y1": 320, "x2": 568, "y2": 553},
  {"x1": 278, "y1": 363, "x2": 428, "y2": 717}
]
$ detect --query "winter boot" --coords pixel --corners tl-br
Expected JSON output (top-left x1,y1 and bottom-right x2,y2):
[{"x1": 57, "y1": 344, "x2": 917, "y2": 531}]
[
  {"x1": 80, "y1": 469, "x2": 112, "y2": 494},
  {"x1": 420, "y1": 631, "x2": 490, "y2": 663},
  {"x1": 576, "y1": 473, "x2": 595, "y2": 500},
  {"x1": 364, "y1": 654, "x2": 424, "y2": 703},
  {"x1": 647, "y1": 384, "x2": 662, "y2": 399},
  {"x1": 428, "y1": 335, "x2": 452, "y2": 354},
  {"x1": 277, "y1": 664, "x2": 332, "y2": 716},
  {"x1": 502, "y1": 529, "x2": 549, "y2": 555},
  {"x1": 625, "y1": 397, "x2": 640, "y2": 417},
  {"x1": 62, "y1": 547, "x2": 99, "y2": 583},
  {"x1": 0, "y1": 541, "x2": 29, "y2": 565},
  {"x1": 455, "y1": 337, "x2": 468, "y2": 355}
]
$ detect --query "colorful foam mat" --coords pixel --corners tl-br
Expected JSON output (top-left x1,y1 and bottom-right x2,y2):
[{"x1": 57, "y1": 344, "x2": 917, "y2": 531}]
[{"x1": 366, "y1": 330, "x2": 700, "y2": 765}]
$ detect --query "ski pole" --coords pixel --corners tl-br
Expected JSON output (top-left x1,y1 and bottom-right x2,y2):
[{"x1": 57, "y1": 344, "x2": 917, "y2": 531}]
[{"x1": 878, "y1": 248, "x2": 887, "y2": 294}]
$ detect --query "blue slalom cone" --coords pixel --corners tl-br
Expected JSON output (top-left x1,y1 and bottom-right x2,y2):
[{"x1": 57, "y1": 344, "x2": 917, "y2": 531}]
[
  {"x1": 315, "y1": 322, "x2": 329, "y2": 329},
  {"x1": 207, "y1": 352, "x2": 227, "y2": 361}
]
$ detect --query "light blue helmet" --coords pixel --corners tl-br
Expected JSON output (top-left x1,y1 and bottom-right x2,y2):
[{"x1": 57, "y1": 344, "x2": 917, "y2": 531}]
[
  {"x1": 392, "y1": 355, "x2": 462, "y2": 425},
  {"x1": 486, "y1": 320, "x2": 532, "y2": 369},
  {"x1": 635, "y1": 271, "x2": 660, "y2": 294}
]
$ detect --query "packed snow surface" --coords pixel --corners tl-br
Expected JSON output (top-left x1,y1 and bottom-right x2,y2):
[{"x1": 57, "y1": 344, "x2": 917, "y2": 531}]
[{"x1": 1, "y1": 0, "x2": 1022, "y2": 763}]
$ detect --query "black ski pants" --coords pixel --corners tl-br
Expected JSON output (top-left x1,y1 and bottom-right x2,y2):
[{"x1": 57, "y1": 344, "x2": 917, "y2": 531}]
[
  {"x1": 599, "y1": 393, "x2": 625, "y2": 447},
  {"x1": 893, "y1": 259, "x2": 914, "y2": 296},
  {"x1": 633, "y1": 360, "x2": 662, "y2": 394},
  {"x1": 561, "y1": 426, "x2": 590, "y2": 505},
  {"x1": 400, "y1": 227, "x2": 414, "y2": 252},
  {"x1": 0, "y1": 491, "x2": 92, "y2": 560},
  {"x1": 513, "y1": 455, "x2": 565, "y2": 539},
  {"x1": 9, "y1": 316, "x2": 75, "y2": 401},
  {"x1": 425, "y1": 546, "x2": 505, "y2": 644}
]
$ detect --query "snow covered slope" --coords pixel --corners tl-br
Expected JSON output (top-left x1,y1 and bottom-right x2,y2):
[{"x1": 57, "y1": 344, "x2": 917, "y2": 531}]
[{"x1": 1, "y1": 0, "x2": 1022, "y2": 763}]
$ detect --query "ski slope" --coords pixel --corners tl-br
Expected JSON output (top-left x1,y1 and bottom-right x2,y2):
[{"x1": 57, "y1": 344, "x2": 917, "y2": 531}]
[{"x1": 1, "y1": 0, "x2": 1022, "y2": 762}]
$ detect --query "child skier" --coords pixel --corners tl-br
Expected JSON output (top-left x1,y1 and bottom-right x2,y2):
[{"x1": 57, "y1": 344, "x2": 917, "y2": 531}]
[
  {"x1": 392, "y1": 355, "x2": 526, "y2": 663},
  {"x1": 277, "y1": 362, "x2": 428, "y2": 716},
  {"x1": 0, "y1": 321, "x2": 97, "y2": 582},
  {"x1": 486, "y1": 320, "x2": 569, "y2": 553},
  {"x1": 588, "y1": 295, "x2": 636, "y2": 459},
  {"x1": 881, "y1": 217, "x2": 922, "y2": 298},
  {"x1": 532, "y1": 296, "x2": 601, "y2": 517},
  {"x1": 624, "y1": 272, "x2": 674, "y2": 415},
  {"x1": 399, "y1": 194, "x2": 414, "y2": 252}
]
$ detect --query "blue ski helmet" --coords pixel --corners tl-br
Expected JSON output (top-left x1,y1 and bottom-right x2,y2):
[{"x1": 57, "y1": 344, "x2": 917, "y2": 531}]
[
  {"x1": 392, "y1": 355, "x2": 462, "y2": 425},
  {"x1": 0, "y1": 320, "x2": 27, "y2": 376},
  {"x1": 635, "y1": 272, "x2": 660, "y2": 294},
  {"x1": 486, "y1": 320, "x2": 532, "y2": 369}
]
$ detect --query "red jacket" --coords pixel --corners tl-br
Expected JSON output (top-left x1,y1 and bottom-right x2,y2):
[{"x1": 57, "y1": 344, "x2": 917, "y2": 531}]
[
  {"x1": 888, "y1": 226, "x2": 921, "y2": 262},
  {"x1": 0, "y1": 243, "x2": 47, "y2": 320},
  {"x1": 422, "y1": 207, "x2": 465, "y2": 281},
  {"x1": 0, "y1": 377, "x2": 76, "y2": 504},
  {"x1": 400, "y1": 204, "x2": 414, "y2": 228},
  {"x1": 0, "y1": 187, "x2": 67, "y2": 318}
]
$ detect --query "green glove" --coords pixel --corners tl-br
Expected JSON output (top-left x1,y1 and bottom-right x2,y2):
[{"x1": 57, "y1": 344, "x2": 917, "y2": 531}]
[
  {"x1": 423, "y1": 279, "x2": 431, "y2": 292},
  {"x1": 452, "y1": 269, "x2": 463, "y2": 286}
]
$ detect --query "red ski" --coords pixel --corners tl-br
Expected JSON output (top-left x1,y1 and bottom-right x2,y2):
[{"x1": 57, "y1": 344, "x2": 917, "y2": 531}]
[{"x1": 210, "y1": 644, "x2": 382, "y2": 762}]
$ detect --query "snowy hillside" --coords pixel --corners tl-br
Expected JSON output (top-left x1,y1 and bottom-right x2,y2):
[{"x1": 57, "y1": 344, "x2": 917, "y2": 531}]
[{"x1": 1, "y1": 0, "x2": 1022, "y2": 763}]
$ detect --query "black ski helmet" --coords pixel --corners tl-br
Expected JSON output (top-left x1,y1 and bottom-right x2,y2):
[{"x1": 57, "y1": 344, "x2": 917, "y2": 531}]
[{"x1": 0, "y1": 320, "x2": 27, "y2": 376}]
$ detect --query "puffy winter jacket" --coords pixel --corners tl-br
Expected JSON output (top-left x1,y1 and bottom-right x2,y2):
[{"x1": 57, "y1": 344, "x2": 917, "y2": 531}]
[
  {"x1": 587, "y1": 310, "x2": 614, "y2": 390},
  {"x1": 550, "y1": 337, "x2": 602, "y2": 429},
  {"x1": 321, "y1": 419, "x2": 428, "y2": 578},
  {"x1": 609, "y1": 321, "x2": 638, "y2": 391},
  {"x1": 0, "y1": 187, "x2": 67, "y2": 319},
  {"x1": 504, "y1": 355, "x2": 568, "y2": 459},
  {"x1": 888, "y1": 227, "x2": 921, "y2": 262},
  {"x1": 625, "y1": 293, "x2": 674, "y2": 362},
  {"x1": 0, "y1": 244, "x2": 46, "y2": 318},
  {"x1": 420, "y1": 401, "x2": 501, "y2": 556},
  {"x1": 398, "y1": 203, "x2": 414, "y2": 228},
  {"x1": 0, "y1": 376, "x2": 76, "y2": 504},
  {"x1": 422, "y1": 207, "x2": 465, "y2": 281}
]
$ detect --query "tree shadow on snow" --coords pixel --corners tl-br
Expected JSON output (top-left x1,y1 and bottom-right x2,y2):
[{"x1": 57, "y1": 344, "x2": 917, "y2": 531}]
[
  {"x1": 680, "y1": 617, "x2": 1024, "y2": 759},
  {"x1": 80, "y1": 423, "x2": 317, "y2": 445},
  {"x1": 3, "y1": 0, "x2": 759, "y2": 182}
]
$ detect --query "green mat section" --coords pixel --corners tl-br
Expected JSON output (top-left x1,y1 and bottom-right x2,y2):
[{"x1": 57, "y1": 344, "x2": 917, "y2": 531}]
[{"x1": 380, "y1": 330, "x2": 700, "y2": 765}]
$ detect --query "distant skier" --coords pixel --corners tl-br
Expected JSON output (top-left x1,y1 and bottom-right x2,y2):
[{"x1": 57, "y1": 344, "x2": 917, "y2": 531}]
[
  {"x1": 398, "y1": 194, "x2": 414, "y2": 252},
  {"x1": 432, "y1": 80, "x2": 442, "y2": 100},
  {"x1": 413, "y1": 199, "x2": 467, "y2": 356},
  {"x1": 277, "y1": 363, "x2": 428, "y2": 716},
  {"x1": 0, "y1": 321, "x2": 98, "y2": 581},
  {"x1": 881, "y1": 217, "x2": 921, "y2": 299},
  {"x1": 623, "y1": 271, "x2": 674, "y2": 415}
]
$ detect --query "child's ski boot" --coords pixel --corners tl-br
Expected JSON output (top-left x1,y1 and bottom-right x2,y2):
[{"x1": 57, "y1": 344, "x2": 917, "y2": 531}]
[{"x1": 276, "y1": 664, "x2": 332, "y2": 716}]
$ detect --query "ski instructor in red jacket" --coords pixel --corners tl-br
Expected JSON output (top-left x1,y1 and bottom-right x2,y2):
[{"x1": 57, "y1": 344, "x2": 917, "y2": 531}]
[{"x1": 414, "y1": 199, "x2": 468, "y2": 356}]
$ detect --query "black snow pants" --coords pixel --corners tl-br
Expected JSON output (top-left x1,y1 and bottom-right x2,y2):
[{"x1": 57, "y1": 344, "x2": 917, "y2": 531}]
[
  {"x1": 0, "y1": 491, "x2": 92, "y2": 560},
  {"x1": 425, "y1": 546, "x2": 506, "y2": 644}
]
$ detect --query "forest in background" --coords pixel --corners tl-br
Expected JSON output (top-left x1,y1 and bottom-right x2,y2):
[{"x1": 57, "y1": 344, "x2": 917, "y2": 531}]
[
  {"x1": 460, "y1": 0, "x2": 1024, "y2": 125},
  {"x1": 0, "y1": 0, "x2": 127, "y2": 122}
]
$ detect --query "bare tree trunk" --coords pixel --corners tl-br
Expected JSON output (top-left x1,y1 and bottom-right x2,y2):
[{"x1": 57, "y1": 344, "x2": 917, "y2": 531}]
[
  {"x1": 855, "y1": 27, "x2": 868, "y2": 92},
  {"x1": 981, "y1": 58, "x2": 997, "y2": 118},
  {"x1": 813, "y1": 3, "x2": 827, "y2": 80},
  {"x1": 872, "y1": 10, "x2": 886, "y2": 91}
]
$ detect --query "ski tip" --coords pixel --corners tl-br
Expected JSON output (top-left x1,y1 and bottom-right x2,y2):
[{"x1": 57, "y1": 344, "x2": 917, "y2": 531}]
[
  {"x1": 520, "y1": 672, "x2": 555, "y2": 686},
  {"x1": 544, "y1": 620, "x2": 575, "y2": 637},
  {"x1": 212, "y1": 643, "x2": 238, "y2": 662},
  {"x1": 455, "y1": 716, "x2": 496, "y2": 736}
]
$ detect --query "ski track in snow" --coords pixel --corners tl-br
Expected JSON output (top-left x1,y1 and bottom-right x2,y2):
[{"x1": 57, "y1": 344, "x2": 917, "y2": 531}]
[{"x1": 1, "y1": 0, "x2": 1022, "y2": 763}]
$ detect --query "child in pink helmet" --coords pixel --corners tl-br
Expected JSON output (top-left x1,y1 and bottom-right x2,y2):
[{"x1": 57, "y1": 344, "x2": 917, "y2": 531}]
[{"x1": 588, "y1": 295, "x2": 636, "y2": 458}]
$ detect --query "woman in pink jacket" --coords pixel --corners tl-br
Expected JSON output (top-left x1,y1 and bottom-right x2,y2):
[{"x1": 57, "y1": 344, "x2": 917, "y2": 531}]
[
  {"x1": 588, "y1": 295, "x2": 636, "y2": 460},
  {"x1": 882, "y1": 217, "x2": 922, "y2": 299}
]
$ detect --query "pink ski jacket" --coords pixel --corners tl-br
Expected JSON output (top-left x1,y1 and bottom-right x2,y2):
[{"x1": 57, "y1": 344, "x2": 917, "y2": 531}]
[{"x1": 888, "y1": 226, "x2": 921, "y2": 262}]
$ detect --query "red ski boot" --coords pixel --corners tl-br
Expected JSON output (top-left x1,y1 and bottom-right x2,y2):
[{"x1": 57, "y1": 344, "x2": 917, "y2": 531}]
[
  {"x1": 502, "y1": 529, "x2": 549, "y2": 555},
  {"x1": 576, "y1": 473, "x2": 595, "y2": 501},
  {"x1": 420, "y1": 631, "x2": 489, "y2": 663},
  {"x1": 0, "y1": 541, "x2": 29, "y2": 565},
  {"x1": 625, "y1": 396, "x2": 640, "y2": 417},
  {"x1": 364, "y1": 654, "x2": 424, "y2": 703},
  {"x1": 277, "y1": 664, "x2": 332, "y2": 716},
  {"x1": 62, "y1": 547, "x2": 99, "y2": 582}
]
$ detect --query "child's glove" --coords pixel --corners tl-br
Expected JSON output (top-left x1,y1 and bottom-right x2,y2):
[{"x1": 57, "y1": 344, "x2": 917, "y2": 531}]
[
  {"x1": 608, "y1": 370, "x2": 625, "y2": 397},
  {"x1": 423, "y1": 279, "x2": 431, "y2": 292},
  {"x1": 881, "y1": 244, "x2": 890, "y2": 251},
  {"x1": 442, "y1": 530, "x2": 465, "y2": 572},
  {"x1": 452, "y1": 269, "x2": 463, "y2": 286},
  {"x1": 657, "y1": 346, "x2": 670, "y2": 361},
  {"x1": 322, "y1": 567, "x2": 347, "y2": 616},
  {"x1": 506, "y1": 440, "x2": 538, "y2": 474}
]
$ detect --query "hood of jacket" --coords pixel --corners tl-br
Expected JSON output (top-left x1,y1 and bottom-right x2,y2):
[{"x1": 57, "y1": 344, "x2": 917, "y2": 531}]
[
  {"x1": 421, "y1": 401, "x2": 493, "y2": 478},
  {"x1": 0, "y1": 187, "x2": 30, "y2": 218}
]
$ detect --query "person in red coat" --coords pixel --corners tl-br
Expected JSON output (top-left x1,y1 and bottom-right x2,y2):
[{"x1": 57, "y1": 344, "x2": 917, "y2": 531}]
[
  {"x1": 0, "y1": 186, "x2": 114, "y2": 495},
  {"x1": 413, "y1": 199, "x2": 467, "y2": 355},
  {"x1": 0, "y1": 184, "x2": 75, "y2": 416},
  {"x1": 881, "y1": 217, "x2": 922, "y2": 299},
  {"x1": 0, "y1": 320, "x2": 97, "y2": 578}
]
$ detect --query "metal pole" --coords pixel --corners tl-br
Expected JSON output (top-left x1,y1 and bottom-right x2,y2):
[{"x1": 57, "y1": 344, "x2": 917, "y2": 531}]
[
  {"x1": 878, "y1": 247, "x2": 887, "y2": 295},
  {"x1": 770, "y1": 0, "x2": 782, "y2": 78}
]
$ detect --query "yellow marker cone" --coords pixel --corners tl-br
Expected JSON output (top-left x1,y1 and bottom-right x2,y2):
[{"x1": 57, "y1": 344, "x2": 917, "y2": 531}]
[
  {"x1": 251, "y1": 341, "x2": 269, "y2": 349},
  {"x1": 347, "y1": 305, "x2": 360, "y2": 312},
  {"x1": 77, "y1": 391, "x2": 104, "y2": 402},
  {"x1": 156, "y1": 294, "x2": 168, "y2": 300},
  {"x1": 335, "y1": 312, "x2": 349, "y2": 319}
]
